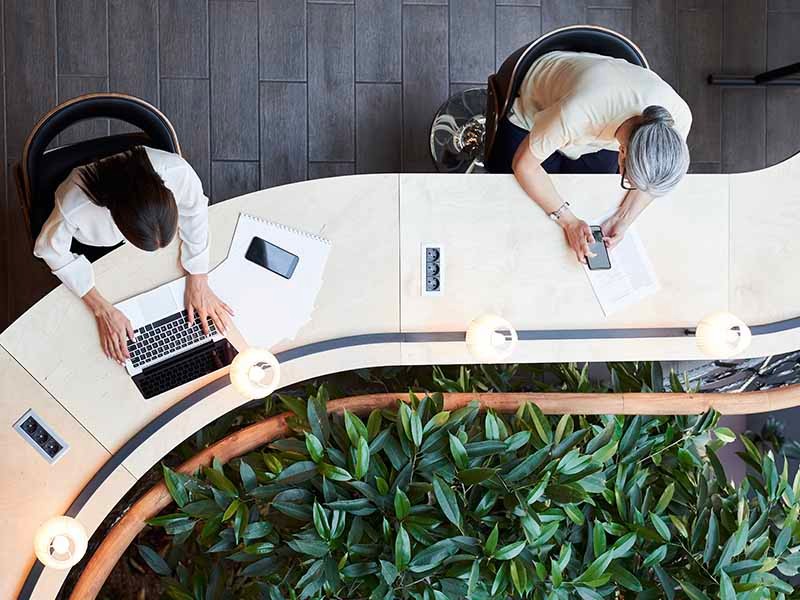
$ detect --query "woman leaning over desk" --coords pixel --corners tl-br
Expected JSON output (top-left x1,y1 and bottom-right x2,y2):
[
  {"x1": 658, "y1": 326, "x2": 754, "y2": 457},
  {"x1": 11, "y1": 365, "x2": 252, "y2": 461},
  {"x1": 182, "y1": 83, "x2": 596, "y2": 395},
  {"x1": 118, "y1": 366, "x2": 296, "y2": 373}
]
[
  {"x1": 489, "y1": 50, "x2": 693, "y2": 263},
  {"x1": 34, "y1": 146, "x2": 233, "y2": 365}
]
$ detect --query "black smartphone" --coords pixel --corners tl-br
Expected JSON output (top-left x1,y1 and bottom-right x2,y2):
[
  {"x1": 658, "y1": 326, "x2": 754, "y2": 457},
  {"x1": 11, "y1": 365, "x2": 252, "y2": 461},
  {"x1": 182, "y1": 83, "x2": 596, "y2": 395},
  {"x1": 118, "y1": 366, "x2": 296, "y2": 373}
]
[
  {"x1": 586, "y1": 226, "x2": 611, "y2": 270},
  {"x1": 245, "y1": 237, "x2": 299, "y2": 279}
]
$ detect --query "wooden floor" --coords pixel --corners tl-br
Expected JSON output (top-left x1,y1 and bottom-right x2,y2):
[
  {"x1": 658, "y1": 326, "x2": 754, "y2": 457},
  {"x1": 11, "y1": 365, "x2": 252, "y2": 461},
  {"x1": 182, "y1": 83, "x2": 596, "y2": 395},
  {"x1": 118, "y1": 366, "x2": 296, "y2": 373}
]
[{"x1": 1, "y1": 0, "x2": 798, "y2": 331}]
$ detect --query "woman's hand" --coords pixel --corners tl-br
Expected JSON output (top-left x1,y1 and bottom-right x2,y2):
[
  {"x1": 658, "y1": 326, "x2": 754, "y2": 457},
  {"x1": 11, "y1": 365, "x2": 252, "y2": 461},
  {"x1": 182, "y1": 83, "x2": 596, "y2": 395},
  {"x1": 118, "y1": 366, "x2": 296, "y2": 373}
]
[
  {"x1": 185, "y1": 274, "x2": 234, "y2": 335},
  {"x1": 560, "y1": 215, "x2": 596, "y2": 264},
  {"x1": 83, "y1": 288, "x2": 135, "y2": 365},
  {"x1": 601, "y1": 213, "x2": 629, "y2": 250}
]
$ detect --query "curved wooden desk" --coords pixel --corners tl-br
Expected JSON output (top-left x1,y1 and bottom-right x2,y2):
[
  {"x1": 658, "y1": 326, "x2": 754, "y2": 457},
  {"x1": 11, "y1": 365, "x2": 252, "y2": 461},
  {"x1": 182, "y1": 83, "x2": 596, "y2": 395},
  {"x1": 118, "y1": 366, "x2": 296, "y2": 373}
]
[{"x1": 2, "y1": 156, "x2": 799, "y2": 598}]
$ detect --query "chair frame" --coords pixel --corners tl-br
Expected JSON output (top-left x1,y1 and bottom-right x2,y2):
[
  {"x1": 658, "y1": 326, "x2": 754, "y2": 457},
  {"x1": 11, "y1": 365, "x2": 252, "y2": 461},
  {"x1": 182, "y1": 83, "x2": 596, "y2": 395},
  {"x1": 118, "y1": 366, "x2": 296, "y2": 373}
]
[
  {"x1": 13, "y1": 92, "x2": 181, "y2": 252},
  {"x1": 485, "y1": 25, "x2": 649, "y2": 165}
]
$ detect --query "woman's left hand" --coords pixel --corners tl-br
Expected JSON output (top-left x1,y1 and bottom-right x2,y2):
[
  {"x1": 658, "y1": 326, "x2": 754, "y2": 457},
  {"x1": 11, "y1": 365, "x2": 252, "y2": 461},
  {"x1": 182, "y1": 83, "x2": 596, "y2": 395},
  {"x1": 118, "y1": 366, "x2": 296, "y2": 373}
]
[
  {"x1": 185, "y1": 274, "x2": 234, "y2": 335},
  {"x1": 600, "y1": 213, "x2": 629, "y2": 250}
]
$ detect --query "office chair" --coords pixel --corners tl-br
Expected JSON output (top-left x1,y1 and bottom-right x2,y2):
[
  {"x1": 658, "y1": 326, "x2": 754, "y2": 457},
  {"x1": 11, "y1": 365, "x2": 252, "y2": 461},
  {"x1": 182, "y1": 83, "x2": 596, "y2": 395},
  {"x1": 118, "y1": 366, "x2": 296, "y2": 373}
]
[
  {"x1": 429, "y1": 25, "x2": 649, "y2": 174},
  {"x1": 13, "y1": 93, "x2": 182, "y2": 261}
]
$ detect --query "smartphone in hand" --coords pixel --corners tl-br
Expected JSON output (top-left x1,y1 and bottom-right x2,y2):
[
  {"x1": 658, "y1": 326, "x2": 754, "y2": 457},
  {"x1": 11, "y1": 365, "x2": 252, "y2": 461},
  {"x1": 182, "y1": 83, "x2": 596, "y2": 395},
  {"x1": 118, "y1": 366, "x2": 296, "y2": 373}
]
[{"x1": 586, "y1": 226, "x2": 611, "y2": 270}]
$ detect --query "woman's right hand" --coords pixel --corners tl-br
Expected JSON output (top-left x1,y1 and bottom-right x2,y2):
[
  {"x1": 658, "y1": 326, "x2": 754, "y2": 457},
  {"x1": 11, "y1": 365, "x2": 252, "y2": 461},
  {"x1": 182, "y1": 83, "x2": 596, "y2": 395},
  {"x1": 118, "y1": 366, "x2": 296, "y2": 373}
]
[
  {"x1": 560, "y1": 216, "x2": 596, "y2": 264},
  {"x1": 83, "y1": 288, "x2": 135, "y2": 365}
]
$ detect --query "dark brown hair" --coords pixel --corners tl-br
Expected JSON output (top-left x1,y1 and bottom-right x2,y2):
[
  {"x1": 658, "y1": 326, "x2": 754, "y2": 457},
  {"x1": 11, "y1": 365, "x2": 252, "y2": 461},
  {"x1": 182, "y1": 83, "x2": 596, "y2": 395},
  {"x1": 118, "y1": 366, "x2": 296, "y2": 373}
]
[{"x1": 76, "y1": 146, "x2": 178, "y2": 251}]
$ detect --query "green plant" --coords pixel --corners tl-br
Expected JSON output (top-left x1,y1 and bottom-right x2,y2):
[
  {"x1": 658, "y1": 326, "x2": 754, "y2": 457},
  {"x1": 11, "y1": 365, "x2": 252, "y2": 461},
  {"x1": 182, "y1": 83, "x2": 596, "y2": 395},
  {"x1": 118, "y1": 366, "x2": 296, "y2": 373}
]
[{"x1": 139, "y1": 384, "x2": 800, "y2": 599}]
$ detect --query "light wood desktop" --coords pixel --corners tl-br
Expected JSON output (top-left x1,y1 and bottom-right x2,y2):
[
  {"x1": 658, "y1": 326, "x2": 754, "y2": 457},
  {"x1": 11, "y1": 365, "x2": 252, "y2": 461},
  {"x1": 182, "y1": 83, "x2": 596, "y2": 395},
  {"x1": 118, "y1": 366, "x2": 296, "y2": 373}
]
[{"x1": 1, "y1": 157, "x2": 798, "y2": 598}]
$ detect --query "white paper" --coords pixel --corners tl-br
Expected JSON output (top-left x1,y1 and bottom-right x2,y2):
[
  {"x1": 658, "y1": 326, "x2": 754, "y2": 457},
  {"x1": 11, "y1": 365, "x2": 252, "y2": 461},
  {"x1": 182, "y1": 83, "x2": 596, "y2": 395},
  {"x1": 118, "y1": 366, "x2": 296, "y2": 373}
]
[
  {"x1": 209, "y1": 214, "x2": 331, "y2": 349},
  {"x1": 583, "y1": 218, "x2": 659, "y2": 317}
]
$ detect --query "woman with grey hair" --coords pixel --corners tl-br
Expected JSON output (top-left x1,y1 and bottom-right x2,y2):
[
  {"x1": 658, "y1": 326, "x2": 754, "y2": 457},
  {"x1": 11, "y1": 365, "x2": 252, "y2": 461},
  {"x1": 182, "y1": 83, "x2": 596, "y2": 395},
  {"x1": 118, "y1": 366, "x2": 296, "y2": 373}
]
[{"x1": 489, "y1": 50, "x2": 692, "y2": 263}]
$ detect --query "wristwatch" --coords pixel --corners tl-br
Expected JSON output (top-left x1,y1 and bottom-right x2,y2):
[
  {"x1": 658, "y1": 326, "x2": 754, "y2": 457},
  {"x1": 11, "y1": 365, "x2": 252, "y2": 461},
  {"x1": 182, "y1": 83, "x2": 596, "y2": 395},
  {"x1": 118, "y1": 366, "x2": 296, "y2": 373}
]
[{"x1": 549, "y1": 201, "x2": 571, "y2": 222}]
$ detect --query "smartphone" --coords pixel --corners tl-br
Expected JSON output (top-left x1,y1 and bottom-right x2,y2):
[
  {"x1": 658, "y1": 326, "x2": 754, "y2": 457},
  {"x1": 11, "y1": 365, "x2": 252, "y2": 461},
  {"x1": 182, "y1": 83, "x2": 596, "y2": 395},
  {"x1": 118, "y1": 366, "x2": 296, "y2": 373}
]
[
  {"x1": 586, "y1": 226, "x2": 611, "y2": 270},
  {"x1": 245, "y1": 237, "x2": 299, "y2": 279}
]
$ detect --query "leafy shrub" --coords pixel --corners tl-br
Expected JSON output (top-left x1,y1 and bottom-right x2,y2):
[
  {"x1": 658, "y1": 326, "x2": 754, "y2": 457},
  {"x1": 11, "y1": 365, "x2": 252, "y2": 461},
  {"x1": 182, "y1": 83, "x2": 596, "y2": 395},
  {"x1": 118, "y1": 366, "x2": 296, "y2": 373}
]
[{"x1": 140, "y1": 386, "x2": 800, "y2": 599}]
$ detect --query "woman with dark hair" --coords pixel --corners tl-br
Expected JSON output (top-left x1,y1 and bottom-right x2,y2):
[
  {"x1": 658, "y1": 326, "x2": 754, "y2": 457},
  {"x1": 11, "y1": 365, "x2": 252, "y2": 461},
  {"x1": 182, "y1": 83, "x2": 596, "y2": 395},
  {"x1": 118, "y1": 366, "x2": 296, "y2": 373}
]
[{"x1": 34, "y1": 145, "x2": 232, "y2": 365}]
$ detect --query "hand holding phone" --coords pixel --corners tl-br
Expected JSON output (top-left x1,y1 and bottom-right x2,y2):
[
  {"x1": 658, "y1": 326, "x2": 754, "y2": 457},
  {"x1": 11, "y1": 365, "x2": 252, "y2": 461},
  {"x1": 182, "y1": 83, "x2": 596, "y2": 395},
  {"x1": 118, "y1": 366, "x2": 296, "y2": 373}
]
[{"x1": 586, "y1": 226, "x2": 611, "y2": 270}]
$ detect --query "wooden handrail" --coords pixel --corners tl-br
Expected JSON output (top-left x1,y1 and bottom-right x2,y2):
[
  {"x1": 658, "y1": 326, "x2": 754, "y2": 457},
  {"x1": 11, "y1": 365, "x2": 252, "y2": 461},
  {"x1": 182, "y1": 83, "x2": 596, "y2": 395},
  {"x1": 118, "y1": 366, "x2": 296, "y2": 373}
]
[{"x1": 68, "y1": 386, "x2": 800, "y2": 599}]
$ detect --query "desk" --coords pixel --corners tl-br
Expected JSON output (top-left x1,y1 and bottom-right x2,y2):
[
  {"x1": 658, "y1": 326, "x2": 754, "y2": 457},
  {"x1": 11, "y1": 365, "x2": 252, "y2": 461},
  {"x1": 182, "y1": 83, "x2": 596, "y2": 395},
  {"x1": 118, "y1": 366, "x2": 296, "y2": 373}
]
[{"x1": 2, "y1": 158, "x2": 799, "y2": 598}]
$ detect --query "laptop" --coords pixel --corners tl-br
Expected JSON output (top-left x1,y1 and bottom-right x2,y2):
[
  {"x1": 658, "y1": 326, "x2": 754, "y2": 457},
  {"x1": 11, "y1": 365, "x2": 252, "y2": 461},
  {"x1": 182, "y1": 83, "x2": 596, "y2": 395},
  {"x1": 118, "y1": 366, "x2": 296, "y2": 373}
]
[{"x1": 115, "y1": 279, "x2": 237, "y2": 399}]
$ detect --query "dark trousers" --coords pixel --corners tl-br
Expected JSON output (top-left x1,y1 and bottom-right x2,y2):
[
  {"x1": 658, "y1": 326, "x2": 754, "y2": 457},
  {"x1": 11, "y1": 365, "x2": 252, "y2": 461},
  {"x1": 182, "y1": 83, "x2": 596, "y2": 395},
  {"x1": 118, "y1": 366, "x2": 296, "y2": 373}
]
[{"x1": 486, "y1": 117, "x2": 619, "y2": 175}]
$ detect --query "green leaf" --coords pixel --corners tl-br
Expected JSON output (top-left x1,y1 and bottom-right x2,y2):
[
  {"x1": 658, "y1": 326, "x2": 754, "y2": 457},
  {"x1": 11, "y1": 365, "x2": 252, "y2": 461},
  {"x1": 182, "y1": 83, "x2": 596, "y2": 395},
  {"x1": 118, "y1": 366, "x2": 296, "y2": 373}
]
[
  {"x1": 458, "y1": 467, "x2": 497, "y2": 485},
  {"x1": 394, "y1": 488, "x2": 411, "y2": 520},
  {"x1": 204, "y1": 466, "x2": 238, "y2": 495},
  {"x1": 410, "y1": 411, "x2": 423, "y2": 447},
  {"x1": 485, "y1": 524, "x2": 499, "y2": 555},
  {"x1": 528, "y1": 403, "x2": 552, "y2": 444},
  {"x1": 344, "y1": 410, "x2": 368, "y2": 447},
  {"x1": 307, "y1": 388, "x2": 330, "y2": 443},
  {"x1": 642, "y1": 544, "x2": 668, "y2": 569},
  {"x1": 651, "y1": 513, "x2": 671, "y2": 542},
  {"x1": 222, "y1": 499, "x2": 240, "y2": 521},
  {"x1": 590, "y1": 441, "x2": 618, "y2": 465},
  {"x1": 380, "y1": 560, "x2": 398, "y2": 584},
  {"x1": 432, "y1": 475, "x2": 461, "y2": 528},
  {"x1": 610, "y1": 565, "x2": 642, "y2": 592},
  {"x1": 526, "y1": 472, "x2": 551, "y2": 505},
  {"x1": 448, "y1": 433, "x2": 469, "y2": 470},
  {"x1": 714, "y1": 427, "x2": 736, "y2": 444},
  {"x1": 507, "y1": 446, "x2": 551, "y2": 482},
  {"x1": 563, "y1": 504, "x2": 585, "y2": 526},
  {"x1": 654, "y1": 483, "x2": 674, "y2": 514},
  {"x1": 485, "y1": 412, "x2": 500, "y2": 440},
  {"x1": 162, "y1": 465, "x2": 188, "y2": 507},
  {"x1": 367, "y1": 410, "x2": 382, "y2": 440},
  {"x1": 577, "y1": 549, "x2": 613, "y2": 583},
  {"x1": 554, "y1": 414, "x2": 571, "y2": 445},
  {"x1": 239, "y1": 460, "x2": 257, "y2": 492},
  {"x1": 244, "y1": 542, "x2": 275, "y2": 555},
  {"x1": 719, "y1": 570, "x2": 736, "y2": 600},
  {"x1": 408, "y1": 539, "x2": 458, "y2": 573},
  {"x1": 355, "y1": 437, "x2": 370, "y2": 479},
  {"x1": 494, "y1": 540, "x2": 526, "y2": 561},
  {"x1": 319, "y1": 463, "x2": 352, "y2": 482},
  {"x1": 313, "y1": 501, "x2": 330, "y2": 540},
  {"x1": 679, "y1": 580, "x2": 711, "y2": 600},
  {"x1": 395, "y1": 525, "x2": 411, "y2": 571},
  {"x1": 137, "y1": 544, "x2": 171, "y2": 576},
  {"x1": 505, "y1": 430, "x2": 531, "y2": 452},
  {"x1": 703, "y1": 511, "x2": 719, "y2": 564},
  {"x1": 305, "y1": 432, "x2": 324, "y2": 463}
]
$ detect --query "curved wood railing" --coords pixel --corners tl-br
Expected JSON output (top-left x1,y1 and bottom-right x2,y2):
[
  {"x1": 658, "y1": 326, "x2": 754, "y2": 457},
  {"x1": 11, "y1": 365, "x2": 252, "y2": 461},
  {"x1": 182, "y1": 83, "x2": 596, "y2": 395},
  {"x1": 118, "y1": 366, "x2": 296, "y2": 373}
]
[{"x1": 69, "y1": 386, "x2": 800, "y2": 599}]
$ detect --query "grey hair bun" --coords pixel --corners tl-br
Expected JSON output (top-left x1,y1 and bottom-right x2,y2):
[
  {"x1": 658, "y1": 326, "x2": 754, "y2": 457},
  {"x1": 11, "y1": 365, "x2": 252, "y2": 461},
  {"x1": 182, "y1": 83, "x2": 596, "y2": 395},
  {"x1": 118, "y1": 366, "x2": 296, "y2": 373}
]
[{"x1": 641, "y1": 105, "x2": 675, "y2": 128}]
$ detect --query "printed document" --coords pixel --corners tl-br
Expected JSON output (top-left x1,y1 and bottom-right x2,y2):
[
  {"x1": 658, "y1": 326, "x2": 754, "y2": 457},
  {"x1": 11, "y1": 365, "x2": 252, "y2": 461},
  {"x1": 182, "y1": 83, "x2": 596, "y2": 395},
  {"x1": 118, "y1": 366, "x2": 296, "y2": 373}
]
[{"x1": 583, "y1": 222, "x2": 659, "y2": 316}]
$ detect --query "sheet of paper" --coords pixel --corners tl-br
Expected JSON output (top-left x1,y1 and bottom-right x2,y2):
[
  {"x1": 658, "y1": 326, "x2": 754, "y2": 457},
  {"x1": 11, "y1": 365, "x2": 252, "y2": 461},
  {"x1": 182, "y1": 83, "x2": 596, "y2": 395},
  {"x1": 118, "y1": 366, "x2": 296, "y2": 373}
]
[
  {"x1": 209, "y1": 214, "x2": 331, "y2": 349},
  {"x1": 583, "y1": 216, "x2": 659, "y2": 317}
]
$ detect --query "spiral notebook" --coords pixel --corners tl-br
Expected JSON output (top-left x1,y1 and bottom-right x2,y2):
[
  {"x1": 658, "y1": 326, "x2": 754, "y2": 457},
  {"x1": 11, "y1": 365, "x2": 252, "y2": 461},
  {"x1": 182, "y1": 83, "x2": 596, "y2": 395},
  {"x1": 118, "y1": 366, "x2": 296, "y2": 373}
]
[{"x1": 209, "y1": 213, "x2": 331, "y2": 349}]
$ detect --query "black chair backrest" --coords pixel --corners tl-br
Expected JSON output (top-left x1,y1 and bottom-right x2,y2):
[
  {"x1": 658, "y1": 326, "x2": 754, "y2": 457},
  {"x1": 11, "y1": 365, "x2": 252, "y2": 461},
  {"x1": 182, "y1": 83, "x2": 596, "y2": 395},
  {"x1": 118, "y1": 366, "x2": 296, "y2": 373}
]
[
  {"x1": 485, "y1": 26, "x2": 648, "y2": 165},
  {"x1": 18, "y1": 93, "x2": 181, "y2": 242}
]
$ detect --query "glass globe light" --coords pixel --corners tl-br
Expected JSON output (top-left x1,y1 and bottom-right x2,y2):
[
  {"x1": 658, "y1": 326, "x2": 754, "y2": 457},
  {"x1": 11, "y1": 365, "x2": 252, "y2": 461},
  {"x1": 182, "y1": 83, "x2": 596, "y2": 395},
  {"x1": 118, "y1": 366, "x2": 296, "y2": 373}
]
[
  {"x1": 33, "y1": 516, "x2": 88, "y2": 569},
  {"x1": 230, "y1": 348, "x2": 281, "y2": 399},
  {"x1": 695, "y1": 311, "x2": 752, "y2": 358},
  {"x1": 465, "y1": 314, "x2": 518, "y2": 362}
]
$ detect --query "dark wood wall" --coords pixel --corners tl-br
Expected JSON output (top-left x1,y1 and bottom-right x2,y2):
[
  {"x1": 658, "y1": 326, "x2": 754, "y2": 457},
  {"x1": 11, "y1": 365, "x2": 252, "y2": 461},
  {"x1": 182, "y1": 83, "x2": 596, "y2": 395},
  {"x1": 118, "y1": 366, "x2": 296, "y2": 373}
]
[{"x1": 1, "y1": 0, "x2": 798, "y2": 331}]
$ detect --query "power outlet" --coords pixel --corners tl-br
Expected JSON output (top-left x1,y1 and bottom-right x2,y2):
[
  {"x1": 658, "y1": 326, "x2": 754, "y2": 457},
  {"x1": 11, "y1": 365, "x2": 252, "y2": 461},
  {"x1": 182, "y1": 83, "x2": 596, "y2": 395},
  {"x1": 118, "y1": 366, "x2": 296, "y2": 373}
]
[
  {"x1": 13, "y1": 409, "x2": 69, "y2": 464},
  {"x1": 421, "y1": 244, "x2": 443, "y2": 296}
]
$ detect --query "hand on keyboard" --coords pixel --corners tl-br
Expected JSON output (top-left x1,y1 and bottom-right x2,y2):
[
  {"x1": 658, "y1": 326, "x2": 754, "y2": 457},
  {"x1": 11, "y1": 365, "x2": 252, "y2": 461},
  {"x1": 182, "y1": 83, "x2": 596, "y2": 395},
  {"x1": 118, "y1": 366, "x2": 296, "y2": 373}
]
[{"x1": 185, "y1": 274, "x2": 234, "y2": 335}]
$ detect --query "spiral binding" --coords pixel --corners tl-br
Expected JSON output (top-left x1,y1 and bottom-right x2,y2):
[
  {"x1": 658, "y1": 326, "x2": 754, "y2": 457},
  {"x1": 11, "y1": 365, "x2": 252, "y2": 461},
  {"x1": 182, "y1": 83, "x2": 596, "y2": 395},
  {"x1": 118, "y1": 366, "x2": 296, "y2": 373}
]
[{"x1": 240, "y1": 212, "x2": 332, "y2": 246}]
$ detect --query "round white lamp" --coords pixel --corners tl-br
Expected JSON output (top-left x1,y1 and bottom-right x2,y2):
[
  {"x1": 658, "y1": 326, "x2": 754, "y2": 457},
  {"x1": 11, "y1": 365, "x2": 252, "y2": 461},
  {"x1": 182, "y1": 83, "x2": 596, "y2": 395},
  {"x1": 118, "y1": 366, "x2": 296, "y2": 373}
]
[
  {"x1": 465, "y1": 314, "x2": 518, "y2": 362},
  {"x1": 230, "y1": 348, "x2": 281, "y2": 399},
  {"x1": 695, "y1": 312, "x2": 752, "y2": 358},
  {"x1": 34, "y1": 516, "x2": 88, "y2": 569}
]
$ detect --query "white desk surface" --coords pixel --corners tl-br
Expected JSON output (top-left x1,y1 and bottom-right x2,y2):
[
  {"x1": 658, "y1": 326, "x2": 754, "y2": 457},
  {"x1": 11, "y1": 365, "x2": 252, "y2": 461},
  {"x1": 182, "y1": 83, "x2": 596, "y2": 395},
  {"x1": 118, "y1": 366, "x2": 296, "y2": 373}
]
[{"x1": 2, "y1": 159, "x2": 799, "y2": 598}]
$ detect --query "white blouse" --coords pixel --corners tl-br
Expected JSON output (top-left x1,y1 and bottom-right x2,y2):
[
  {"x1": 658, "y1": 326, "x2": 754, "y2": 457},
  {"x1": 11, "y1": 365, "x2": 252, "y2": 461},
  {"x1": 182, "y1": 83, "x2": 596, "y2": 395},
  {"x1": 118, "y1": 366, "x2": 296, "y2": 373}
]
[{"x1": 34, "y1": 146, "x2": 210, "y2": 298}]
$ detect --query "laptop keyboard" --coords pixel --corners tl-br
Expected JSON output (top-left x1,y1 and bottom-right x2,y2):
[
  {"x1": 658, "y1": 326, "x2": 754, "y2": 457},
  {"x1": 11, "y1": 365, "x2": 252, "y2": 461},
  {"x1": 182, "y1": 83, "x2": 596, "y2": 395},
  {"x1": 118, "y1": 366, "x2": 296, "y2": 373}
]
[{"x1": 127, "y1": 309, "x2": 218, "y2": 369}]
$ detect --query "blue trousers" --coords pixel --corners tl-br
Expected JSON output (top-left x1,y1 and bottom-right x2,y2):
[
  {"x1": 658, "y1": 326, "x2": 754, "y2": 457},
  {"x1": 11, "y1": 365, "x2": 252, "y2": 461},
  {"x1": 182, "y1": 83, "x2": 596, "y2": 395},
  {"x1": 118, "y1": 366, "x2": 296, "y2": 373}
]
[{"x1": 487, "y1": 117, "x2": 619, "y2": 175}]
